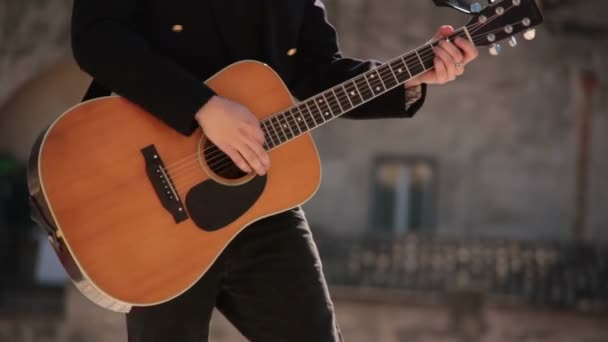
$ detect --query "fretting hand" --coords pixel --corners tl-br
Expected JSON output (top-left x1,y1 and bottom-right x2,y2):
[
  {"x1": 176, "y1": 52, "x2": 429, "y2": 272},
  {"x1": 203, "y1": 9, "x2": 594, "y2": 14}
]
[{"x1": 406, "y1": 25, "x2": 479, "y2": 87}]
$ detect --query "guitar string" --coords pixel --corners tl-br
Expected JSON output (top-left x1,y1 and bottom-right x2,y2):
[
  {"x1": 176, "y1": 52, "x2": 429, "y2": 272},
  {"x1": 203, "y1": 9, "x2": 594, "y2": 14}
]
[
  {"x1": 163, "y1": 6, "x2": 520, "y2": 185},
  {"x1": 168, "y1": 37, "x2": 466, "y2": 183},
  {"x1": 166, "y1": 28, "x2": 474, "y2": 178},
  {"x1": 165, "y1": 37, "x2": 460, "y2": 175},
  {"x1": 165, "y1": 33, "x2": 470, "y2": 172},
  {"x1": 169, "y1": 20, "x2": 523, "y2": 187},
  {"x1": 162, "y1": 6, "x2": 514, "y2": 175},
  {"x1": 170, "y1": 23, "x2": 525, "y2": 190},
  {"x1": 167, "y1": 11, "x2": 520, "y2": 182},
  {"x1": 163, "y1": 11, "x2": 510, "y2": 178}
]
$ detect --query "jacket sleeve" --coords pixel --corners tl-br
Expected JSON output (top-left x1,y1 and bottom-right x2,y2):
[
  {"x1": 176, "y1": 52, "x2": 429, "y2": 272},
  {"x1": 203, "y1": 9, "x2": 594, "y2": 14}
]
[
  {"x1": 290, "y1": 0, "x2": 426, "y2": 120},
  {"x1": 71, "y1": 0, "x2": 215, "y2": 135}
]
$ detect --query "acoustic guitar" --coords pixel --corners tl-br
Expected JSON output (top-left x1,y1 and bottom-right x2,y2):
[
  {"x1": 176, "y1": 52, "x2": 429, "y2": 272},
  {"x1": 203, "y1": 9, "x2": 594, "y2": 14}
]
[{"x1": 28, "y1": 0, "x2": 542, "y2": 312}]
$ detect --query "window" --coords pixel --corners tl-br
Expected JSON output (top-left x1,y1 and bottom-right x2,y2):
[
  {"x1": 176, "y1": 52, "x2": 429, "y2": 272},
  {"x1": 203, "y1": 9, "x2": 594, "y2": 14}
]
[{"x1": 370, "y1": 156, "x2": 438, "y2": 234}]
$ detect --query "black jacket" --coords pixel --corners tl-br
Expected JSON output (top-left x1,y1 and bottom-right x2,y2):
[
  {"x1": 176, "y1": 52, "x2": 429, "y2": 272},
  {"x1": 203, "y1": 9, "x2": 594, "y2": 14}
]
[{"x1": 71, "y1": 0, "x2": 426, "y2": 136}]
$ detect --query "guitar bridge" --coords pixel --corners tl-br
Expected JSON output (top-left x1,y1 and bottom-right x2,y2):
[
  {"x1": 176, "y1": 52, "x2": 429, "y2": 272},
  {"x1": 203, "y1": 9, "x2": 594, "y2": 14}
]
[{"x1": 141, "y1": 145, "x2": 188, "y2": 223}]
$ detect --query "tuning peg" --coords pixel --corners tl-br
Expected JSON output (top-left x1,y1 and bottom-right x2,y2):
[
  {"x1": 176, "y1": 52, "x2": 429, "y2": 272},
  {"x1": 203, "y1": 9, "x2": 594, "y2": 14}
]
[
  {"x1": 470, "y1": 3, "x2": 482, "y2": 13},
  {"x1": 489, "y1": 43, "x2": 502, "y2": 56},
  {"x1": 508, "y1": 36, "x2": 518, "y2": 48},
  {"x1": 523, "y1": 28, "x2": 536, "y2": 40}
]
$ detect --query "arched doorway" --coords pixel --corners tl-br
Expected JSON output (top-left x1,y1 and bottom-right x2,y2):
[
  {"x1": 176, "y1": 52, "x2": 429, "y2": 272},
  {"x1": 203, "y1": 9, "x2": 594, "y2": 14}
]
[{"x1": 0, "y1": 59, "x2": 91, "y2": 160}]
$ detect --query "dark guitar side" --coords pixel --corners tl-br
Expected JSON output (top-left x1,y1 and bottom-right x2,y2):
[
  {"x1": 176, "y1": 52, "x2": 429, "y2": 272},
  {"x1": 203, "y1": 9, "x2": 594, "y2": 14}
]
[{"x1": 29, "y1": 61, "x2": 322, "y2": 310}]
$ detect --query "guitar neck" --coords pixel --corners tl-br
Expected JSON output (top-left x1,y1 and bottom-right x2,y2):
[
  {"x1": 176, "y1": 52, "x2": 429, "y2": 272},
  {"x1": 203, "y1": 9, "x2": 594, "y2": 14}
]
[{"x1": 260, "y1": 26, "x2": 472, "y2": 151}]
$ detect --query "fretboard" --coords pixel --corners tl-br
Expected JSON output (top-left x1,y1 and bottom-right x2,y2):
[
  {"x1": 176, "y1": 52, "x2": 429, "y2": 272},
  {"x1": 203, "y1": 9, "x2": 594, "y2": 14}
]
[{"x1": 261, "y1": 27, "x2": 472, "y2": 151}]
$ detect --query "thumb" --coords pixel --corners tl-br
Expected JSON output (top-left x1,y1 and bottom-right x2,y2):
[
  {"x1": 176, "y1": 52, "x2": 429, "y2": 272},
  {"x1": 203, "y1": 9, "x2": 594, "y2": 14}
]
[{"x1": 434, "y1": 25, "x2": 455, "y2": 39}]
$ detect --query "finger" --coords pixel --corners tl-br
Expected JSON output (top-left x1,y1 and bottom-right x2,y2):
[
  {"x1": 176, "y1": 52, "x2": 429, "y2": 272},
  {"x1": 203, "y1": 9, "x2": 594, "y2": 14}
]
[
  {"x1": 221, "y1": 145, "x2": 252, "y2": 174},
  {"x1": 439, "y1": 40, "x2": 464, "y2": 65},
  {"x1": 238, "y1": 111, "x2": 265, "y2": 143},
  {"x1": 455, "y1": 37, "x2": 479, "y2": 63},
  {"x1": 455, "y1": 63, "x2": 465, "y2": 77},
  {"x1": 434, "y1": 25, "x2": 455, "y2": 39},
  {"x1": 240, "y1": 124, "x2": 270, "y2": 168},
  {"x1": 241, "y1": 133, "x2": 271, "y2": 170},
  {"x1": 434, "y1": 47, "x2": 456, "y2": 81},
  {"x1": 434, "y1": 57, "x2": 448, "y2": 84},
  {"x1": 235, "y1": 140, "x2": 266, "y2": 176},
  {"x1": 248, "y1": 122, "x2": 266, "y2": 145}
]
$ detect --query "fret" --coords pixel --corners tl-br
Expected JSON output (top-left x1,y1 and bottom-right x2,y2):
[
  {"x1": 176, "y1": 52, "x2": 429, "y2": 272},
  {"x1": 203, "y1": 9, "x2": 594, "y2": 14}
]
[
  {"x1": 277, "y1": 113, "x2": 294, "y2": 141},
  {"x1": 399, "y1": 56, "x2": 414, "y2": 79},
  {"x1": 334, "y1": 86, "x2": 352, "y2": 112},
  {"x1": 295, "y1": 105, "x2": 312, "y2": 131},
  {"x1": 406, "y1": 51, "x2": 426, "y2": 77},
  {"x1": 286, "y1": 109, "x2": 302, "y2": 136},
  {"x1": 317, "y1": 94, "x2": 334, "y2": 120},
  {"x1": 270, "y1": 115, "x2": 287, "y2": 144},
  {"x1": 343, "y1": 82, "x2": 363, "y2": 107},
  {"x1": 262, "y1": 119, "x2": 279, "y2": 148},
  {"x1": 277, "y1": 112, "x2": 295, "y2": 140},
  {"x1": 289, "y1": 107, "x2": 308, "y2": 133},
  {"x1": 367, "y1": 70, "x2": 385, "y2": 96},
  {"x1": 260, "y1": 121, "x2": 273, "y2": 149},
  {"x1": 418, "y1": 44, "x2": 435, "y2": 71},
  {"x1": 298, "y1": 103, "x2": 316, "y2": 128},
  {"x1": 322, "y1": 93, "x2": 339, "y2": 118},
  {"x1": 303, "y1": 101, "x2": 320, "y2": 127},
  {"x1": 377, "y1": 65, "x2": 399, "y2": 91},
  {"x1": 389, "y1": 59, "x2": 410, "y2": 84},
  {"x1": 352, "y1": 81, "x2": 365, "y2": 104},
  {"x1": 374, "y1": 69, "x2": 389, "y2": 91},
  {"x1": 341, "y1": 84, "x2": 356, "y2": 108},
  {"x1": 329, "y1": 89, "x2": 344, "y2": 113},
  {"x1": 311, "y1": 96, "x2": 327, "y2": 124},
  {"x1": 268, "y1": 116, "x2": 282, "y2": 146},
  {"x1": 356, "y1": 75, "x2": 374, "y2": 102},
  {"x1": 414, "y1": 49, "x2": 426, "y2": 73},
  {"x1": 386, "y1": 62, "x2": 400, "y2": 85}
]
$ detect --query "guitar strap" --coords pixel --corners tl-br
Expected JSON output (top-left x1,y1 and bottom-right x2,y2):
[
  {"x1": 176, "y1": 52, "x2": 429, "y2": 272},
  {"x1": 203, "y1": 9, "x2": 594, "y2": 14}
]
[{"x1": 82, "y1": 79, "x2": 112, "y2": 102}]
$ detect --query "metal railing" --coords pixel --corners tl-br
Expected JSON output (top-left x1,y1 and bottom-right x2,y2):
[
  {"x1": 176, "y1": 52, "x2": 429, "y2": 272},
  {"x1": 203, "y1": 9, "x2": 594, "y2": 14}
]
[{"x1": 316, "y1": 232, "x2": 608, "y2": 312}]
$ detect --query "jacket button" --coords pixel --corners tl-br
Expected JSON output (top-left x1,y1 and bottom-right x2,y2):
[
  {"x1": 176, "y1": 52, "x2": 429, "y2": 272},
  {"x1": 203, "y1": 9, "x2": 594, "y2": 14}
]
[
  {"x1": 172, "y1": 24, "x2": 184, "y2": 33},
  {"x1": 287, "y1": 48, "x2": 297, "y2": 56}
]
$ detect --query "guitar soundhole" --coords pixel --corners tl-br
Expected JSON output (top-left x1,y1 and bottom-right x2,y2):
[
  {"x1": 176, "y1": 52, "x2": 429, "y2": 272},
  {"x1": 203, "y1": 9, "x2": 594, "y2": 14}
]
[{"x1": 203, "y1": 142, "x2": 247, "y2": 180}]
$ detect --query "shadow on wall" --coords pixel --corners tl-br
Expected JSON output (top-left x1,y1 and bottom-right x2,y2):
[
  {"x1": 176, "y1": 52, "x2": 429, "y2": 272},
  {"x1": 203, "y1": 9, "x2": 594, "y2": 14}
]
[{"x1": 0, "y1": 59, "x2": 91, "y2": 160}]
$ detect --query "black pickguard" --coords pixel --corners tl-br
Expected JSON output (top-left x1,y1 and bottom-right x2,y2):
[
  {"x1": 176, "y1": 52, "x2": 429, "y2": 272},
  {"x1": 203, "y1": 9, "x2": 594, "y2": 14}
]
[{"x1": 185, "y1": 176, "x2": 267, "y2": 231}]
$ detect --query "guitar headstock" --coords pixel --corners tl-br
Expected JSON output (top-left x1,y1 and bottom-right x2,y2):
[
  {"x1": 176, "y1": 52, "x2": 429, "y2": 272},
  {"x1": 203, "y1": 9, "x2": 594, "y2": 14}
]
[{"x1": 465, "y1": 0, "x2": 544, "y2": 55}]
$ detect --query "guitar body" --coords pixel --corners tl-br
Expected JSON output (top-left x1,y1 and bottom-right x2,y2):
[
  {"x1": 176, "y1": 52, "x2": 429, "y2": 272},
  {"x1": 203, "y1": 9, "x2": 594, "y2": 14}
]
[{"x1": 28, "y1": 61, "x2": 321, "y2": 312}]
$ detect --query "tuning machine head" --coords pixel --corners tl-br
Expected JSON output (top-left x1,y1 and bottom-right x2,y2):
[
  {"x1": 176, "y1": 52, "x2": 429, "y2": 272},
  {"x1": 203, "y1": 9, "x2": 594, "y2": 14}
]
[
  {"x1": 523, "y1": 28, "x2": 537, "y2": 40},
  {"x1": 470, "y1": 3, "x2": 482, "y2": 13},
  {"x1": 508, "y1": 36, "x2": 518, "y2": 48},
  {"x1": 489, "y1": 43, "x2": 502, "y2": 56}
]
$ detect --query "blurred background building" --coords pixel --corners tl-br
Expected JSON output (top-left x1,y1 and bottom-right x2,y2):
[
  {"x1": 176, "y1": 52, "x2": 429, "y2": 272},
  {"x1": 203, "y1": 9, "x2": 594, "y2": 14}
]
[{"x1": 0, "y1": 0, "x2": 607, "y2": 341}]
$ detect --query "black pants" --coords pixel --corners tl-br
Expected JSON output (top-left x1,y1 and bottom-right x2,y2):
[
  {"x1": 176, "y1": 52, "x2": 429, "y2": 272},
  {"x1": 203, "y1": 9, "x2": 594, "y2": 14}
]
[{"x1": 126, "y1": 208, "x2": 343, "y2": 342}]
